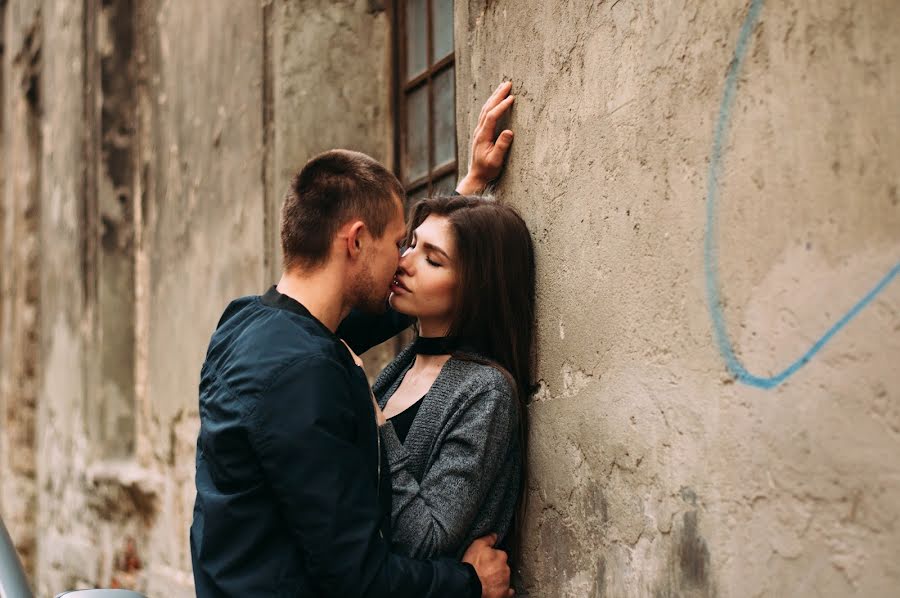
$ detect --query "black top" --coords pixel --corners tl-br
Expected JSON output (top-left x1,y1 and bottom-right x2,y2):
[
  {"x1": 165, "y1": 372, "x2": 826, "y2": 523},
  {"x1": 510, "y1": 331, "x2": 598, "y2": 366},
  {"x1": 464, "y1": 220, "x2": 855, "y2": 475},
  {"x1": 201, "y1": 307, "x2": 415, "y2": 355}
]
[
  {"x1": 190, "y1": 286, "x2": 480, "y2": 598},
  {"x1": 388, "y1": 398, "x2": 424, "y2": 444}
]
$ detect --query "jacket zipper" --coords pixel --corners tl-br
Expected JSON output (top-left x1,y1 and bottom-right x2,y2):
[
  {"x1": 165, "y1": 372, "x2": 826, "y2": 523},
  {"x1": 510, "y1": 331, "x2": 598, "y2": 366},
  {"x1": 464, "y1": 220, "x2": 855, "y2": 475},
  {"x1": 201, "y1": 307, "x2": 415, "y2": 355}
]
[
  {"x1": 375, "y1": 420, "x2": 381, "y2": 499},
  {"x1": 375, "y1": 405, "x2": 383, "y2": 539}
]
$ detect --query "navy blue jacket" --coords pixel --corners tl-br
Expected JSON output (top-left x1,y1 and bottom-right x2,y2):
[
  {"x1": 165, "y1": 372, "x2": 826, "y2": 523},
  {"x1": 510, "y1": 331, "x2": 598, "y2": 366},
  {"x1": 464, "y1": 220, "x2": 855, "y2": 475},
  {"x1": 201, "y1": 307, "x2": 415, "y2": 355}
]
[{"x1": 190, "y1": 287, "x2": 480, "y2": 597}]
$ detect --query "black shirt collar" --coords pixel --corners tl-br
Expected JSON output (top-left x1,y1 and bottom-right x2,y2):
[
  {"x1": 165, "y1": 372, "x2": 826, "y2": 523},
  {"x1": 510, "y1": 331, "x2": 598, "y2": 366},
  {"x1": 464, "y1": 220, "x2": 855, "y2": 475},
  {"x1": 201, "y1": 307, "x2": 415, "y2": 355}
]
[{"x1": 261, "y1": 285, "x2": 335, "y2": 338}]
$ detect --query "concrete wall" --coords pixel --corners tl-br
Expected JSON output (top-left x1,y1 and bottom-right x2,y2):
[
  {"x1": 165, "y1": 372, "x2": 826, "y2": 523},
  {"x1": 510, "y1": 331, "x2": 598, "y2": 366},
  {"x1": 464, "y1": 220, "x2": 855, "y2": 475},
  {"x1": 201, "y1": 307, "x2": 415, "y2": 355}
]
[
  {"x1": 2, "y1": 0, "x2": 898, "y2": 596},
  {"x1": 0, "y1": 0, "x2": 392, "y2": 595},
  {"x1": 0, "y1": 0, "x2": 42, "y2": 577},
  {"x1": 456, "y1": 0, "x2": 899, "y2": 596},
  {"x1": 267, "y1": 0, "x2": 400, "y2": 380}
]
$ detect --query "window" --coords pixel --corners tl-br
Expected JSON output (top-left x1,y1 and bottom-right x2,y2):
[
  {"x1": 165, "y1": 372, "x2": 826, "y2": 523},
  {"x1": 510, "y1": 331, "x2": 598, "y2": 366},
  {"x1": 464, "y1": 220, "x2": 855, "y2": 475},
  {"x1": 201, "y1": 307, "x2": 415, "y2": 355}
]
[{"x1": 394, "y1": 0, "x2": 457, "y2": 201}]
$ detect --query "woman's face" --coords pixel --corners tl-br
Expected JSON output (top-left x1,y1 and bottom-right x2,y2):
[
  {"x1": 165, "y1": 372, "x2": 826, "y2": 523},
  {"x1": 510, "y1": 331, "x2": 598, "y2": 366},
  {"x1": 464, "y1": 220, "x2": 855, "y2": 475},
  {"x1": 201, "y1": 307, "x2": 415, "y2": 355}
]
[{"x1": 389, "y1": 215, "x2": 458, "y2": 334}]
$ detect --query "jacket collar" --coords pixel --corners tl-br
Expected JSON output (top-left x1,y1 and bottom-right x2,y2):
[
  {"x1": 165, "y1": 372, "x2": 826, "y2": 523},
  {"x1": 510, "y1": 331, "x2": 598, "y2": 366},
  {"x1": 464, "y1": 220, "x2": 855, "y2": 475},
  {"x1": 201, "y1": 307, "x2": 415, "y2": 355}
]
[{"x1": 260, "y1": 285, "x2": 335, "y2": 338}]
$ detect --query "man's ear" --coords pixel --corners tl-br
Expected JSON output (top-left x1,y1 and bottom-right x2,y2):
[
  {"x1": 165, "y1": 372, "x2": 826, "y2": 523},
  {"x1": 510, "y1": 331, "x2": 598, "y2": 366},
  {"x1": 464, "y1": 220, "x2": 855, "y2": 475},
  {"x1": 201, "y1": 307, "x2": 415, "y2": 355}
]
[{"x1": 345, "y1": 220, "x2": 366, "y2": 259}]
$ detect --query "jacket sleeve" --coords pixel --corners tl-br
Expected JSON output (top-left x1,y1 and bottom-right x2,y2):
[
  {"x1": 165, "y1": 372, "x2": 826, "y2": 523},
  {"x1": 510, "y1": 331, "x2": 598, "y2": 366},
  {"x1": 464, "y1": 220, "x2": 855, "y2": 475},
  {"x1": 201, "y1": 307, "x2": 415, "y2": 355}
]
[
  {"x1": 248, "y1": 356, "x2": 479, "y2": 598},
  {"x1": 337, "y1": 308, "x2": 413, "y2": 355},
  {"x1": 380, "y1": 385, "x2": 517, "y2": 559}
]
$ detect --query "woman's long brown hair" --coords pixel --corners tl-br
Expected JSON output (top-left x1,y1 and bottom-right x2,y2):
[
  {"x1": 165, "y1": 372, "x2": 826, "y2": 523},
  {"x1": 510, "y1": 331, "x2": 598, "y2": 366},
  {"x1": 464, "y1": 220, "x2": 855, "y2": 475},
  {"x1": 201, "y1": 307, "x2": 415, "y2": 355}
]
[{"x1": 406, "y1": 194, "x2": 536, "y2": 562}]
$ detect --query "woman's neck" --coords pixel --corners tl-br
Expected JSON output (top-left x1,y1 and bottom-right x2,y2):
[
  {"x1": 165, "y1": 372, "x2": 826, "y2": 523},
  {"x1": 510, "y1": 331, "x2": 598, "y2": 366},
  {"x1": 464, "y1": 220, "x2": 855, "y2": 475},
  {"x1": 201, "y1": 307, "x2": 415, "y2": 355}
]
[
  {"x1": 416, "y1": 317, "x2": 450, "y2": 339},
  {"x1": 411, "y1": 353, "x2": 451, "y2": 372}
]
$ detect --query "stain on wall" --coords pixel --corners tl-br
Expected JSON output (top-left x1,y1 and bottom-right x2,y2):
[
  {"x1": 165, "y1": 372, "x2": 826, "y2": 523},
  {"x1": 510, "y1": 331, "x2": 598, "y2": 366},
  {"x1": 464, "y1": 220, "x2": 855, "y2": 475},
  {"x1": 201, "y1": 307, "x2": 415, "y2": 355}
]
[{"x1": 0, "y1": 2, "x2": 42, "y2": 577}]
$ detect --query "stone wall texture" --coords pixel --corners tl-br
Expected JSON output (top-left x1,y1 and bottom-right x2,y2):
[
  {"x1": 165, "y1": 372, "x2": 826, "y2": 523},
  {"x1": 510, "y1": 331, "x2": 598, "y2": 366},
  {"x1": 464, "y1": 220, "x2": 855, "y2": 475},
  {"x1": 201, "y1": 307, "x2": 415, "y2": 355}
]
[
  {"x1": 0, "y1": 1, "x2": 898, "y2": 597},
  {"x1": 456, "y1": 1, "x2": 900, "y2": 596}
]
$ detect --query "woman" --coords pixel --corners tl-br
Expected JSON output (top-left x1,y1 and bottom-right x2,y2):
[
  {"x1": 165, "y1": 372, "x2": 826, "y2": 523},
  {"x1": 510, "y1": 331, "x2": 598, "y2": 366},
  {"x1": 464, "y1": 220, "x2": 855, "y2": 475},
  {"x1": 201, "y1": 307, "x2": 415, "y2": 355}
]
[{"x1": 348, "y1": 193, "x2": 535, "y2": 561}]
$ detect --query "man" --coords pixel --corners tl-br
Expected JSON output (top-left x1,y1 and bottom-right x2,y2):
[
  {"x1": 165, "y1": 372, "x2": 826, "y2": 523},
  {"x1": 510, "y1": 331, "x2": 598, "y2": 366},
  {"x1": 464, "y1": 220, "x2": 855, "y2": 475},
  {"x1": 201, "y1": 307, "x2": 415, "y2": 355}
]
[{"x1": 191, "y1": 83, "x2": 516, "y2": 597}]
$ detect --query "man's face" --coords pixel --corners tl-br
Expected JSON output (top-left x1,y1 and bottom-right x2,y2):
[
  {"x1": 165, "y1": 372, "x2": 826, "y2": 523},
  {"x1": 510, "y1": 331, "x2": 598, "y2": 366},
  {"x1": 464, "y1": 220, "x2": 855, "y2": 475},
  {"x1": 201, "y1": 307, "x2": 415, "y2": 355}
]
[{"x1": 352, "y1": 197, "x2": 407, "y2": 313}]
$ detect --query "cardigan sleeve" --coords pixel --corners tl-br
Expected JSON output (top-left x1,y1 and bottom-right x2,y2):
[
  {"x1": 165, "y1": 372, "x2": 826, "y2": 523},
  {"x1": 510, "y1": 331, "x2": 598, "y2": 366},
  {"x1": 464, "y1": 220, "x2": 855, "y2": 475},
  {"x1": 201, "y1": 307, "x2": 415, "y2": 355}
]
[{"x1": 379, "y1": 384, "x2": 517, "y2": 559}]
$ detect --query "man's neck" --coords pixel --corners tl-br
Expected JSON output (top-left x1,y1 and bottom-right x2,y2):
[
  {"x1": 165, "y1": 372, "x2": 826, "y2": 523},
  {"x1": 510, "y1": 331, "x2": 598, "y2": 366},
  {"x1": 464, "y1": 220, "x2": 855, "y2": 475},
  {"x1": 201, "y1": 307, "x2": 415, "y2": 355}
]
[{"x1": 276, "y1": 268, "x2": 349, "y2": 332}]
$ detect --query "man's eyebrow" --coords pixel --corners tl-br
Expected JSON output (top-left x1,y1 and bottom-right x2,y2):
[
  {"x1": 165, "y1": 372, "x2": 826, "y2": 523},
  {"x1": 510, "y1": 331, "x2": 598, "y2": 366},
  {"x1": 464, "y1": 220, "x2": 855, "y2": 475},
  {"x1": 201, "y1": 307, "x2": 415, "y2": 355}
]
[{"x1": 422, "y1": 241, "x2": 451, "y2": 261}]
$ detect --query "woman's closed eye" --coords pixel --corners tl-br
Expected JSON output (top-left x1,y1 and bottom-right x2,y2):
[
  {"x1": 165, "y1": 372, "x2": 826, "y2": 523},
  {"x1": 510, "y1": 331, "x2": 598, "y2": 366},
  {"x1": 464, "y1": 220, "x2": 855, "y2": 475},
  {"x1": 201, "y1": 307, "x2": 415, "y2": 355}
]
[{"x1": 407, "y1": 234, "x2": 446, "y2": 266}]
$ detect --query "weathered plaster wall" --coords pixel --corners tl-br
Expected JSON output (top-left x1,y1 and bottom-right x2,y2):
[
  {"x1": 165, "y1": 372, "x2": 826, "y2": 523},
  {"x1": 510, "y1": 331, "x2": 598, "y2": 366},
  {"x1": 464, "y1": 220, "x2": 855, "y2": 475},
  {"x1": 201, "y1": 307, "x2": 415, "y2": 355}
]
[
  {"x1": 457, "y1": 1, "x2": 900, "y2": 596},
  {"x1": 3, "y1": 1, "x2": 897, "y2": 596},
  {"x1": 267, "y1": 0, "x2": 399, "y2": 378},
  {"x1": 0, "y1": 1, "x2": 392, "y2": 595},
  {"x1": 0, "y1": 0, "x2": 42, "y2": 577},
  {"x1": 35, "y1": 0, "x2": 93, "y2": 592},
  {"x1": 268, "y1": 0, "x2": 393, "y2": 275},
  {"x1": 137, "y1": 2, "x2": 267, "y2": 594}
]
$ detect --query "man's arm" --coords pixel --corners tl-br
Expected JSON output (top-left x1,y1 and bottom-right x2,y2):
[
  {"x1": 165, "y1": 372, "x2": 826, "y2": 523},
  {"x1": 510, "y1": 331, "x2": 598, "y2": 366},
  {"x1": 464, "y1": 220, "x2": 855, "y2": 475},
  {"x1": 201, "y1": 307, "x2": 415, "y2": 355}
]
[
  {"x1": 337, "y1": 308, "x2": 413, "y2": 355},
  {"x1": 248, "y1": 356, "x2": 485, "y2": 598}
]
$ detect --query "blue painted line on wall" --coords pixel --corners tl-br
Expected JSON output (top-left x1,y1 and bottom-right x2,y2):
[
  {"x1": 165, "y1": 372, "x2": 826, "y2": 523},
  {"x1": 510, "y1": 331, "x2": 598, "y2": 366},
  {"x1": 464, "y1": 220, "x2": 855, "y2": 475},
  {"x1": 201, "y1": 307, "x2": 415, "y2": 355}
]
[{"x1": 704, "y1": 0, "x2": 900, "y2": 389}]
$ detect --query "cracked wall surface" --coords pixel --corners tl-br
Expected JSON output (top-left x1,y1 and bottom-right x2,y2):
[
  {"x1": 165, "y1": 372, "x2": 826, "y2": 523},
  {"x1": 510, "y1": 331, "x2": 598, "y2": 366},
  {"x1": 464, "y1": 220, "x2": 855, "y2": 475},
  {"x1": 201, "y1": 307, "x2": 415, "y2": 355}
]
[{"x1": 456, "y1": 1, "x2": 899, "y2": 596}]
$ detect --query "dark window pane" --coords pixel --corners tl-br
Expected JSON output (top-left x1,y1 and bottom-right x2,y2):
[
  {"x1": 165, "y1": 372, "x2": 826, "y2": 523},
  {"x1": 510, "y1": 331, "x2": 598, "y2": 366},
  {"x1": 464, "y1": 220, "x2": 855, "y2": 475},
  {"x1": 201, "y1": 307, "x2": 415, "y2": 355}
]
[
  {"x1": 432, "y1": 0, "x2": 454, "y2": 62},
  {"x1": 405, "y1": 85, "x2": 429, "y2": 183},
  {"x1": 433, "y1": 67, "x2": 456, "y2": 168},
  {"x1": 406, "y1": 0, "x2": 427, "y2": 79},
  {"x1": 406, "y1": 184, "x2": 428, "y2": 208},
  {"x1": 433, "y1": 173, "x2": 457, "y2": 195}
]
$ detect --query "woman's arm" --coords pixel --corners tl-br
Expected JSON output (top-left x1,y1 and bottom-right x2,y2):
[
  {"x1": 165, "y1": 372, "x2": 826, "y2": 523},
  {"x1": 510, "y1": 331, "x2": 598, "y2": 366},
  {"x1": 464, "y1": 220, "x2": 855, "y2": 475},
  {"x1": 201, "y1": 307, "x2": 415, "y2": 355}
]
[
  {"x1": 456, "y1": 81, "x2": 515, "y2": 195},
  {"x1": 380, "y1": 384, "x2": 518, "y2": 559}
]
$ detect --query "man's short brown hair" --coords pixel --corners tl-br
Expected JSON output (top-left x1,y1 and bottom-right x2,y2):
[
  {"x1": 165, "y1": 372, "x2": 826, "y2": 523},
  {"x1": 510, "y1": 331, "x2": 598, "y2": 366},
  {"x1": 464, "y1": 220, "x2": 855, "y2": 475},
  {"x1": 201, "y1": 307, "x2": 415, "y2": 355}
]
[{"x1": 281, "y1": 149, "x2": 405, "y2": 270}]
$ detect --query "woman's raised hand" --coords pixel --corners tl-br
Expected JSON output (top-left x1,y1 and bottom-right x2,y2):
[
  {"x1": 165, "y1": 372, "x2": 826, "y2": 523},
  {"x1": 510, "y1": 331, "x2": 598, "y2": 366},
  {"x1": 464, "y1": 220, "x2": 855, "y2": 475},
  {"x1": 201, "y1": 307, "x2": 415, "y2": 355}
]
[{"x1": 457, "y1": 81, "x2": 515, "y2": 195}]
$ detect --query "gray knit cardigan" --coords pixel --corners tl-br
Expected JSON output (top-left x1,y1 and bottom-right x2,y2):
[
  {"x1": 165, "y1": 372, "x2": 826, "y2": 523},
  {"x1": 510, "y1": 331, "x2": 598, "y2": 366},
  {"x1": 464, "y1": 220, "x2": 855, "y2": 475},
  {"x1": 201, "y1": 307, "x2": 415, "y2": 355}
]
[{"x1": 375, "y1": 344, "x2": 522, "y2": 560}]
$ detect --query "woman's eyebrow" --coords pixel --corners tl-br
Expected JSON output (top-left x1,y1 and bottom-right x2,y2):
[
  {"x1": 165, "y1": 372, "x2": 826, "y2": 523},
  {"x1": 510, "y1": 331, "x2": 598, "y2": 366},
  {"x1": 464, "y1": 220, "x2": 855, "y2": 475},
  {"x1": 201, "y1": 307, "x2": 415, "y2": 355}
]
[{"x1": 422, "y1": 241, "x2": 451, "y2": 261}]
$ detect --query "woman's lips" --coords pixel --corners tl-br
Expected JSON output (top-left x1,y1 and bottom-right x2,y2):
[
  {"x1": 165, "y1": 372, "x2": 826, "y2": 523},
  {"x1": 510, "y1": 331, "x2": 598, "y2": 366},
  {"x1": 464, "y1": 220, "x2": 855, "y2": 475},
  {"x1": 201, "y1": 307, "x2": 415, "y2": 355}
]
[{"x1": 391, "y1": 277, "x2": 411, "y2": 293}]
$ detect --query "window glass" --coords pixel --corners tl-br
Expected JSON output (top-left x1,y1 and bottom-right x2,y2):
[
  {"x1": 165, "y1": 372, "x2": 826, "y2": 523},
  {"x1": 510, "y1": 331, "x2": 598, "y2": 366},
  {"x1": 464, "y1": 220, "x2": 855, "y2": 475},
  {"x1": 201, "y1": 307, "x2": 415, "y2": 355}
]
[
  {"x1": 397, "y1": 0, "x2": 456, "y2": 197},
  {"x1": 409, "y1": 185, "x2": 430, "y2": 204},
  {"x1": 432, "y1": 0, "x2": 454, "y2": 62},
  {"x1": 433, "y1": 173, "x2": 457, "y2": 196},
  {"x1": 433, "y1": 66, "x2": 456, "y2": 167},
  {"x1": 405, "y1": 0, "x2": 428, "y2": 79},
  {"x1": 405, "y1": 85, "x2": 429, "y2": 182}
]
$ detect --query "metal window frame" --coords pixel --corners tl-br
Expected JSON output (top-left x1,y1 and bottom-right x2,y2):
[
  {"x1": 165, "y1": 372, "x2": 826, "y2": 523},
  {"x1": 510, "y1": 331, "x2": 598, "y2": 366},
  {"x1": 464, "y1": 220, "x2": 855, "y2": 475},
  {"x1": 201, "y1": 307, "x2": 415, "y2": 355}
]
[{"x1": 390, "y1": 0, "x2": 458, "y2": 201}]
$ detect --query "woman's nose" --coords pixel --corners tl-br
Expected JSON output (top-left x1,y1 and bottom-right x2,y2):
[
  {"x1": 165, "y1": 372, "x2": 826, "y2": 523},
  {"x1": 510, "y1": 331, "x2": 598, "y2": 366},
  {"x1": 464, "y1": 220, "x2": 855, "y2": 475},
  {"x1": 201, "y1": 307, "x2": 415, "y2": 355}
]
[{"x1": 397, "y1": 250, "x2": 413, "y2": 274}]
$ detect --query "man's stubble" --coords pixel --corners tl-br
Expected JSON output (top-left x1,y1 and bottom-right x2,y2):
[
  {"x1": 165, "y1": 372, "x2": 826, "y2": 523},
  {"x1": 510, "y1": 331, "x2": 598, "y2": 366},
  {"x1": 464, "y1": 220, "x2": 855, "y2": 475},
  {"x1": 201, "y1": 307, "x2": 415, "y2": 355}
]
[{"x1": 349, "y1": 254, "x2": 390, "y2": 314}]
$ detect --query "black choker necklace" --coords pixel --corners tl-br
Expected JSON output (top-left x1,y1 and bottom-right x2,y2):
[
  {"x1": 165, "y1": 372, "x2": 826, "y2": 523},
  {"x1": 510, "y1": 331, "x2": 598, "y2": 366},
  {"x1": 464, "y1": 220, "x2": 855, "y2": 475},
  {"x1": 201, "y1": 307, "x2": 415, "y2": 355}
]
[{"x1": 411, "y1": 335, "x2": 462, "y2": 355}]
